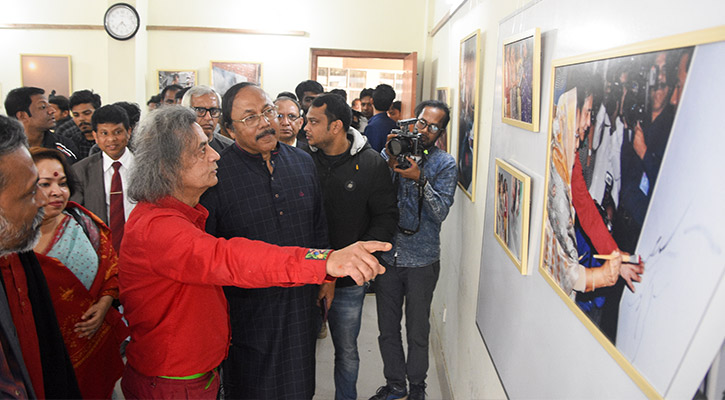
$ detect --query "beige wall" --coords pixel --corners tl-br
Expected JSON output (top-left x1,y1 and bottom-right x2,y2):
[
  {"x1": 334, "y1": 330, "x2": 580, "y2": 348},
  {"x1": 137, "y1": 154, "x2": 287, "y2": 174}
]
[{"x1": 1, "y1": 0, "x2": 426, "y2": 110}]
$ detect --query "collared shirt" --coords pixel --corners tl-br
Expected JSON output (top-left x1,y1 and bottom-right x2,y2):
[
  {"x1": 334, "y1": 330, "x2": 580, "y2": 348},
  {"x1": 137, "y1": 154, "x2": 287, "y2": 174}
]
[
  {"x1": 101, "y1": 149, "x2": 136, "y2": 222},
  {"x1": 118, "y1": 196, "x2": 330, "y2": 377},
  {"x1": 381, "y1": 146, "x2": 457, "y2": 267},
  {"x1": 202, "y1": 142, "x2": 327, "y2": 248}
]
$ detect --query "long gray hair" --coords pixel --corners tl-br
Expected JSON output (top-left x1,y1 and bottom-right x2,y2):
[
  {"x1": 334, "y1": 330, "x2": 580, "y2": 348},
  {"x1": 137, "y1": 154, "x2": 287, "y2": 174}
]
[{"x1": 128, "y1": 106, "x2": 198, "y2": 203}]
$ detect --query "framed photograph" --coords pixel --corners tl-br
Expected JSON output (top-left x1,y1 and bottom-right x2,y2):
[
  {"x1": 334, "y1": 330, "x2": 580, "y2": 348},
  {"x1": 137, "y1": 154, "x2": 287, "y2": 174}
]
[
  {"x1": 435, "y1": 87, "x2": 451, "y2": 152},
  {"x1": 502, "y1": 28, "x2": 541, "y2": 132},
  {"x1": 494, "y1": 159, "x2": 531, "y2": 274},
  {"x1": 20, "y1": 54, "x2": 71, "y2": 97},
  {"x1": 539, "y1": 27, "x2": 725, "y2": 397},
  {"x1": 457, "y1": 29, "x2": 481, "y2": 201},
  {"x1": 157, "y1": 70, "x2": 196, "y2": 91},
  {"x1": 210, "y1": 61, "x2": 262, "y2": 96}
]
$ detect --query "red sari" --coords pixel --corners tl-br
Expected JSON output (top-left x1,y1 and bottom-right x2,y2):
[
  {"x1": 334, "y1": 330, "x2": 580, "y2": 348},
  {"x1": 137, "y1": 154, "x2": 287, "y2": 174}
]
[{"x1": 36, "y1": 202, "x2": 129, "y2": 399}]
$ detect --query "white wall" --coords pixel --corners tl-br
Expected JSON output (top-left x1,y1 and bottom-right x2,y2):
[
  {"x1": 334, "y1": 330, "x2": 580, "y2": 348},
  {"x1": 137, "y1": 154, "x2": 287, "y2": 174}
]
[{"x1": 436, "y1": 0, "x2": 725, "y2": 399}]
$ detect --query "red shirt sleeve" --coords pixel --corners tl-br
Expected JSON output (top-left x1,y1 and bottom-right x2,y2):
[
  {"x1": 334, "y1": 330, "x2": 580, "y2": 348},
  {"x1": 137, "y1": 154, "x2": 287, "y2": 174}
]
[
  {"x1": 571, "y1": 157, "x2": 618, "y2": 254},
  {"x1": 134, "y1": 211, "x2": 330, "y2": 288}
]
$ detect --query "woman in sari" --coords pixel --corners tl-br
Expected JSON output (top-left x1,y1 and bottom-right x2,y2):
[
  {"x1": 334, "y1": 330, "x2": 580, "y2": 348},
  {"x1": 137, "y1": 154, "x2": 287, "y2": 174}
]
[{"x1": 30, "y1": 147, "x2": 128, "y2": 399}]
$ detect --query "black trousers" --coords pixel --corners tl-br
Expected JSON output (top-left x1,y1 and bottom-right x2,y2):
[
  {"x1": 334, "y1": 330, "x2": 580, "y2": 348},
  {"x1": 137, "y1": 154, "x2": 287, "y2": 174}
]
[{"x1": 374, "y1": 260, "x2": 440, "y2": 387}]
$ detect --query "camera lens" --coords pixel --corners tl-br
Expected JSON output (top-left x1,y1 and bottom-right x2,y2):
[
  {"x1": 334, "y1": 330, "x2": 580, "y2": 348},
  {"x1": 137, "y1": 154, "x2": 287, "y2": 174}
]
[{"x1": 387, "y1": 138, "x2": 406, "y2": 156}]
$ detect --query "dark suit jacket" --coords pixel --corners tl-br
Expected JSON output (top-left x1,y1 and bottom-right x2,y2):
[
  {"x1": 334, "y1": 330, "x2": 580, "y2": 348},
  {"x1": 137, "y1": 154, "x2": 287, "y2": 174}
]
[{"x1": 70, "y1": 152, "x2": 107, "y2": 225}]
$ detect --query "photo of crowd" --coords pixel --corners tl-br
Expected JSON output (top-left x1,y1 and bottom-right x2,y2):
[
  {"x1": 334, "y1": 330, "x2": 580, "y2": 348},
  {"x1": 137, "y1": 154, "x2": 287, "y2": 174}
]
[{"x1": 540, "y1": 35, "x2": 725, "y2": 393}]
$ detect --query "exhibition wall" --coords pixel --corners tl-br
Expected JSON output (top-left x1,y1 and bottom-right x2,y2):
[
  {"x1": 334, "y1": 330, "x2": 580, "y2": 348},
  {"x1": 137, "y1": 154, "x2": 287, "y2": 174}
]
[{"x1": 464, "y1": 0, "x2": 725, "y2": 398}]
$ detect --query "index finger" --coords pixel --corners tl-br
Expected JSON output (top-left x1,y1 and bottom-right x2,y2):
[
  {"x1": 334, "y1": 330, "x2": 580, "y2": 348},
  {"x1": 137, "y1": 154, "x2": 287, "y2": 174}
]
[{"x1": 359, "y1": 241, "x2": 392, "y2": 254}]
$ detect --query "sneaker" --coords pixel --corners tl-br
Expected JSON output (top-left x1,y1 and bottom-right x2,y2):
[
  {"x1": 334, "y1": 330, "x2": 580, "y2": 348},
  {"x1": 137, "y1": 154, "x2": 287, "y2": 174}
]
[
  {"x1": 369, "y1": 384, "x2": 407, "y2": 400},
  {"x1": 318, "y1": 322, "x2": 328, "y2": 339},
  {"x1": 409, "y1": 383, "x2": 427, "y2": 400}
]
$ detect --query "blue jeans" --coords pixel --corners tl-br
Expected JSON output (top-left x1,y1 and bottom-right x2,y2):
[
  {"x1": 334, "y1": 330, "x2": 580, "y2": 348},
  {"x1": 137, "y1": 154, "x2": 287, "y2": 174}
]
[{"x1": 327, "y1": 284, "x2": 366, "y2": 400}]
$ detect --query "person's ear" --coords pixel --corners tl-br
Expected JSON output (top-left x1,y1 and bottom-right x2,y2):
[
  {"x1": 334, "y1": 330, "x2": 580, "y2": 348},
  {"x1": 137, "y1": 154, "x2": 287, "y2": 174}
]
[{"x1": 15, "y1": 111, "x2": 29, "y2": 122}]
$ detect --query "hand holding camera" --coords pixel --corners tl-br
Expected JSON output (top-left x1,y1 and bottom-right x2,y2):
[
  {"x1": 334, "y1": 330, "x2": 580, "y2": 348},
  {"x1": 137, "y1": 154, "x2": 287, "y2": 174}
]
[{"x1": 385, "y1": 118, "x2": 424, "y2": 170}]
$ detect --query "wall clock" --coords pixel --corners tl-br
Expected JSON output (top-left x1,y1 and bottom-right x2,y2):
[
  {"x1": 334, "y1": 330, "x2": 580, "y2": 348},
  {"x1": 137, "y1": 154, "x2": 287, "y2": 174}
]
[{"x1": 104, "y1": 3, "x2": 140, "y2": 41}]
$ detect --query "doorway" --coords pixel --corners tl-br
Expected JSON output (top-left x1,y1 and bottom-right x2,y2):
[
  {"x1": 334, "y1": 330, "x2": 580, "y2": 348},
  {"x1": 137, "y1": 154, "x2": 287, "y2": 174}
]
[{"x1": 310, "y1": 49, "x2": 417, "y2": 119}]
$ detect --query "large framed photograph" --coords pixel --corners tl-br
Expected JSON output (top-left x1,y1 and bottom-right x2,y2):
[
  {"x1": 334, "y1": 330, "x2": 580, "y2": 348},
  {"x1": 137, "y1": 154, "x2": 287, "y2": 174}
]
[
  {"x1": 502, "y1": 28, "x2": 541, "y2": 132},
  {"x1": 21, "y1": 54, "x2": 71, "y2": 97},
  {"x1": 435, "y1": 87, "x2": 451, "y2": 152},
  {"x1": 457, "y1": 30, "x2": 481, "y2": 201},
  {"x1": 494, "y1": 159, "x2": 531, "y2": 274},
  {"x1": 539, "y1": 27, "x2": 725, "y2": 397},
  {"x1": 210, "y1": 61, "x2": 263, "y2": 96},
  {"x1": 157, "y1": 70, "x2": 196, "y2": 91}
]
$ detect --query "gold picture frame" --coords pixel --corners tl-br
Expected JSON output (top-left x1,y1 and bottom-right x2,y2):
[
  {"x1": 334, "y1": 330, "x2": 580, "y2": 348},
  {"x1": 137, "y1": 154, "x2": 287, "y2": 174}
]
[
  {"x1": 457, "y1": 29, "x2": 481, "y2": 201},
  {"x1": 435, "y1": 87, "x2": 452, "y2": 152},
  {"x1": 210, "y1": 61, "x2": 263, "y2": 96},
  {"x1": 502, "y1": 28, "x2": 541, "y2": 132},
  {"x1": 539, "y1": 26, "x2": 725, "y2": 398},
  {"x1": 20, "y1": 54, "x2": 72, "y2": 97},
  {"x1": 494, "y1": 159, "x2": 531, "y2": 274}
]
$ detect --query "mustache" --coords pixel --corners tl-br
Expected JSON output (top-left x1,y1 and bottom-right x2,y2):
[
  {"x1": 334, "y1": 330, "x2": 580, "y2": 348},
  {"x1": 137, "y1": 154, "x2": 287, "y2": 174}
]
[{"x1": 255, "y1": 128, "x2": 276, "y2": 141}]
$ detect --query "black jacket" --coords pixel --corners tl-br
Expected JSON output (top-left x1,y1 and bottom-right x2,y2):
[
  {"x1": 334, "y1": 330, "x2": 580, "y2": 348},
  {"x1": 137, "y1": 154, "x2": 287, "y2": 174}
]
[{"x1": 308, "y1": 128, "x2": 398, "y2": 287}]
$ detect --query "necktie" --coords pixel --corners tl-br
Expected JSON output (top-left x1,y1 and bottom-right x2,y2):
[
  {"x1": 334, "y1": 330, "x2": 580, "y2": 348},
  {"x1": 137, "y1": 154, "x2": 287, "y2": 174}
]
[{"x1": 110, "y1": 161, "x2": 125, "y2": 252}]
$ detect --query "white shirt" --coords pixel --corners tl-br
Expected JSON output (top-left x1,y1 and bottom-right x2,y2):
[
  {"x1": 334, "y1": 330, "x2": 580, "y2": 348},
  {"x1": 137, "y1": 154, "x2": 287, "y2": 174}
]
[{"x1": 102, "y1": 149, "x2": 136, "y2": 222}]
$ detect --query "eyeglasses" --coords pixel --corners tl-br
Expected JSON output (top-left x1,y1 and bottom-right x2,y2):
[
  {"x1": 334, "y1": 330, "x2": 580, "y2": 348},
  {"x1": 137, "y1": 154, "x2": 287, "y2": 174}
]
[
  {"x1": 277, "y1": 113, "x2": 301, "y2": 122},
  {"x1": 415, "y1": 119, "x2": 442, "y2": 134},
  {"x1": 231, "y1": 107, "x2": 278, "y2": 127},
  {"x1": 192, "y1": 107, "x2": 222, "y2": 118}
]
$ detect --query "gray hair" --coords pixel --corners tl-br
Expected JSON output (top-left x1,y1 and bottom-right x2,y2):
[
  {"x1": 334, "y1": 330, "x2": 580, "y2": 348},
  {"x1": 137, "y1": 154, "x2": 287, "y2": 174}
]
[
  {"x1": 0, "y1": 116, "x2": 29, "y2": 191},
  {"x1": 180, "y1": 85, "x2": 222, "y2": 108},
  {"x1": 128, "y1": 106, "x2": 198, "y2": 203},
  {"x1": 274, "y1": 96, "x2": 302, "y2": 114}
]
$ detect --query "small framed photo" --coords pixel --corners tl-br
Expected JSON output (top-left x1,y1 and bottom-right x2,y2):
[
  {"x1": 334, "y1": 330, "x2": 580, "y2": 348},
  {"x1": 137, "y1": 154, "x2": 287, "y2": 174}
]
[
  {"x1": 502, "y1": 28, "x2": 541, "y2": 132},
  {"x1": 457, "y1": 29, "x2": 482, "y2": 201},
  {"x1": 435, "y1": 87, "x2": 452, "y2": 152},
  {"x1": 210, "y1": 61, "x2": 263, "y2": 96},
  {"x1": 494, "y1": 159, "x2": 531, "y2": 274},
  {"x1": 21, "y1": 54, "x2": 72, "y2": 97},
  {"x1": 157, "y1": 70, "x2": 196, "y2": 91}
]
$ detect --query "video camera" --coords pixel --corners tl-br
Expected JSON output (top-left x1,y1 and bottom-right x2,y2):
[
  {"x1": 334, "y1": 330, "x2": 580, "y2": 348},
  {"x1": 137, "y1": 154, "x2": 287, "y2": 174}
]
[{"x1": 386, "y1": 118, "x2": 423, "y2": 169}]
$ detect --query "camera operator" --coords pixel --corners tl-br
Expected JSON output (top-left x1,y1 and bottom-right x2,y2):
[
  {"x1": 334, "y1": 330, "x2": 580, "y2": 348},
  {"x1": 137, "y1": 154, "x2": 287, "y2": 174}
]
[{"x1": 370, "y1": 100, "x2": 457, "y2": 400}]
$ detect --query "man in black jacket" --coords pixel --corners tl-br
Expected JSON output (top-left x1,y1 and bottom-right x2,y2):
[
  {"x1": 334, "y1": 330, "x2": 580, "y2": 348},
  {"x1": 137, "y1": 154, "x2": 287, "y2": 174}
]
[{"x1": 305, "y1": 93, "x2": 398, "y2": 400}]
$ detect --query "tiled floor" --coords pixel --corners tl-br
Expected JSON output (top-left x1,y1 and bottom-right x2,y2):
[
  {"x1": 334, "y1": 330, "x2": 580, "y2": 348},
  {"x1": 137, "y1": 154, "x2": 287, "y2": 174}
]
[
  {"x1": 114, "y1": 294, "x2": 451, "y2": 400},
  {"x1": 314, "y1": 294, "x2": 450, "y2": 400}
]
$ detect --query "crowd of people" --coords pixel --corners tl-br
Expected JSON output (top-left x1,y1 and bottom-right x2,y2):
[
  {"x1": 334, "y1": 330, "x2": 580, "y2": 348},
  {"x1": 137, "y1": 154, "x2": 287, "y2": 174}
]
[{"x1": 0, "y1": 77, "x2": 456, "y2": 400}]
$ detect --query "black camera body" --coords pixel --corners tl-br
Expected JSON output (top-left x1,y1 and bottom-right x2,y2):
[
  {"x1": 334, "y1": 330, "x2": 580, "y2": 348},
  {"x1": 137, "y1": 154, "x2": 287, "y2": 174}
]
[{"x1": 386, "y1": 118, "x2": 422, "y2": 169}]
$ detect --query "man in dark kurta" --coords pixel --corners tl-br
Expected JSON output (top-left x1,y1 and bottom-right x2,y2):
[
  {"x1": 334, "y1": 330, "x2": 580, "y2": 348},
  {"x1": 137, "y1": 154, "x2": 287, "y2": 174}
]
[{"x1": 200, "y1": 82, "x2": 327, "y2": 399}]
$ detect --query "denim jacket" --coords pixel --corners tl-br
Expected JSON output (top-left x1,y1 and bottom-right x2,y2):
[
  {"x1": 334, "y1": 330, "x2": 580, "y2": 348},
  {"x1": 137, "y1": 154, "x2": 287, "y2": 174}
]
[{"x1": 380, "y1": 146, "x2": 457, "y2": 267}]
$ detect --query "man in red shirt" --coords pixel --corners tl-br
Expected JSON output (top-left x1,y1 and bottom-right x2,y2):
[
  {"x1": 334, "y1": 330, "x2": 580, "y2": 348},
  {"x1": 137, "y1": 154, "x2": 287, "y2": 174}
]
[{"x1": 118, "y1": 106, "x2": 390, "y2": 399}]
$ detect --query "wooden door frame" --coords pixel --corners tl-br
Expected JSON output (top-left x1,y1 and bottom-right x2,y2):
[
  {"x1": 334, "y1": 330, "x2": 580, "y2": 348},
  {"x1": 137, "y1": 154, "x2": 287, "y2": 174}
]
[{"x1": 310, "y1": 48, "x2": 417, "y2": 118}]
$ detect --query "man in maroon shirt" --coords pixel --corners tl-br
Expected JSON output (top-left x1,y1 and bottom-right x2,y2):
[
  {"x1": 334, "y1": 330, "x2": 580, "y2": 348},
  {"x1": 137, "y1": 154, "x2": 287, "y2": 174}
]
[{"x1": 118, "y1": 106, "x2": 390, "y2": 399}]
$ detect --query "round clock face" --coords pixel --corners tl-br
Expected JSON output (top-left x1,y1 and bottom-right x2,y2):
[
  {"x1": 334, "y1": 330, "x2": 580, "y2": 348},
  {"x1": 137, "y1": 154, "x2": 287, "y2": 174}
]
[{"x1": 104, "y1": 3, "x2": 140, "y2": 41}]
